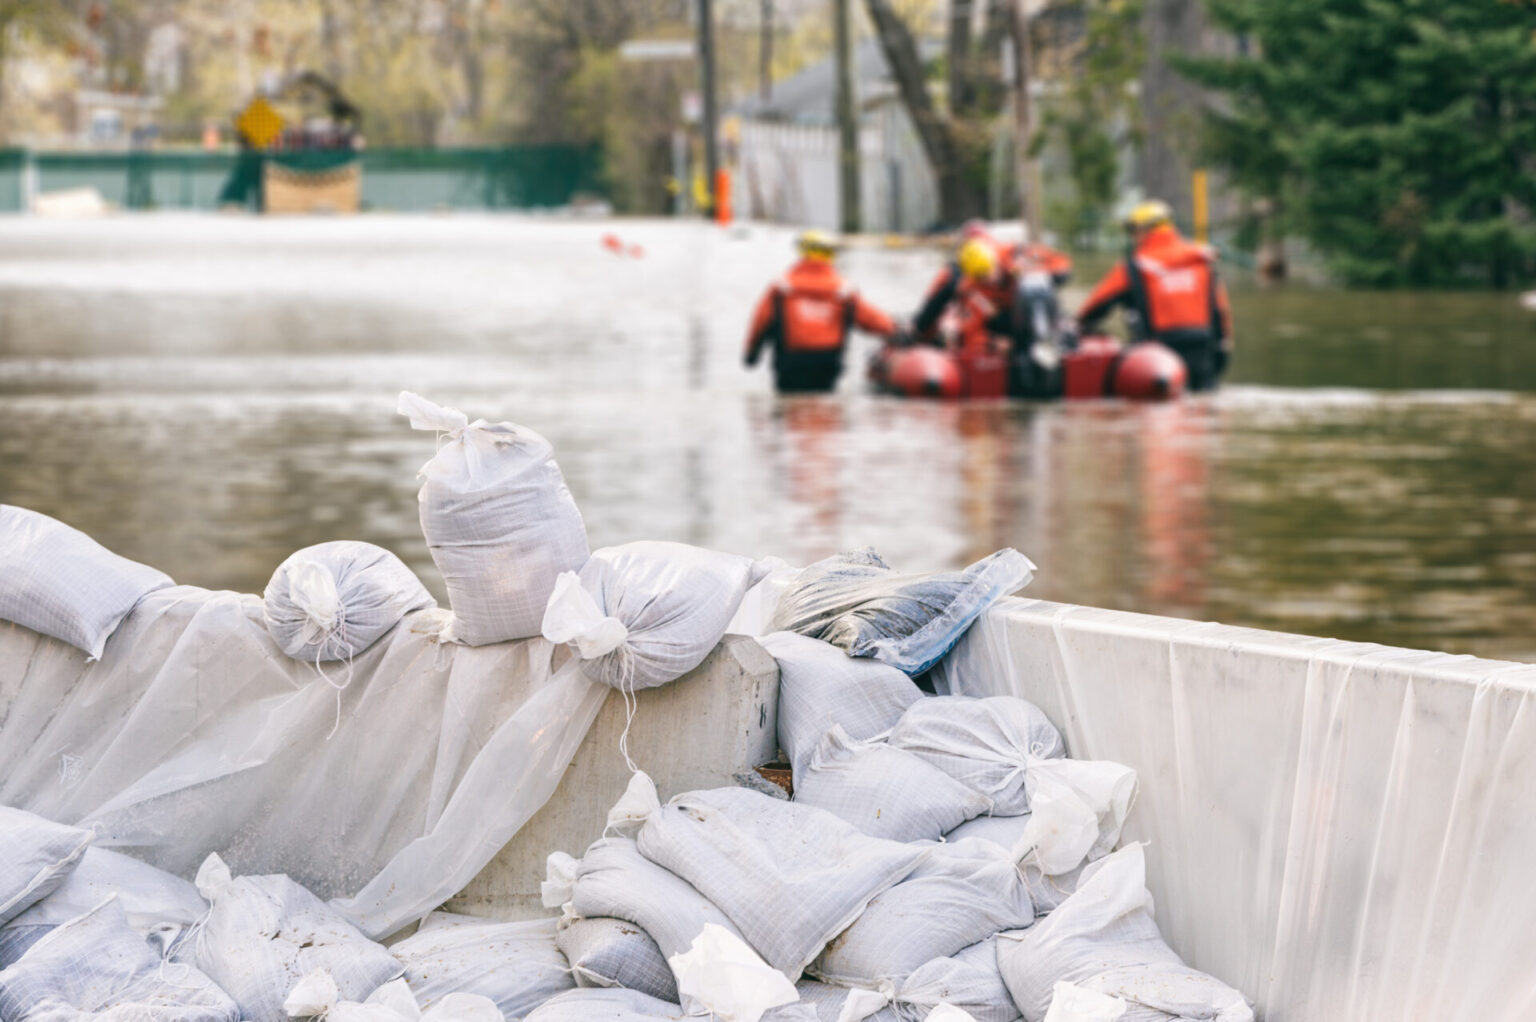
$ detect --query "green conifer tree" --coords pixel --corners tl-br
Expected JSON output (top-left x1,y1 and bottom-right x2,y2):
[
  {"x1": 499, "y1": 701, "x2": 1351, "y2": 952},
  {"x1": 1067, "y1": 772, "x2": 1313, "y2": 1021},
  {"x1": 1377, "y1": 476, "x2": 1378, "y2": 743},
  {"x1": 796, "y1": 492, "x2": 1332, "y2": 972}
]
[{"x1": 1181, "y1": 0, "x2": 1536, "y2": 287}]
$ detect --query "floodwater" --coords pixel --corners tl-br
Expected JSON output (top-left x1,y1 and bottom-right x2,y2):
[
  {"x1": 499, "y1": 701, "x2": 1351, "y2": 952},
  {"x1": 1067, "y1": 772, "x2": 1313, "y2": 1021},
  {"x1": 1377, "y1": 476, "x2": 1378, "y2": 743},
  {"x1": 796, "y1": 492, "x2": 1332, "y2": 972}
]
[{"x1": 0, "y1": 216, "x2": 1531, "y2": 661}]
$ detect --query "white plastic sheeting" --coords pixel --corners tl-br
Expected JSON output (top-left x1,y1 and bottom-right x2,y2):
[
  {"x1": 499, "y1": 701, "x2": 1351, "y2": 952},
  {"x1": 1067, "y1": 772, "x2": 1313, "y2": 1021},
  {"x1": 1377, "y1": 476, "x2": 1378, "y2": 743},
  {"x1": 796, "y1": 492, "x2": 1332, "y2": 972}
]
[
  {"x1": 932, "y1": 597, "x2": 1536, "y2": 1022},
  {"x1": 0, "y1": 585, "x2": 610, "y2": 940},
  {"x1": 0, "y1": 808, "x2": 92, "y2": 926}
]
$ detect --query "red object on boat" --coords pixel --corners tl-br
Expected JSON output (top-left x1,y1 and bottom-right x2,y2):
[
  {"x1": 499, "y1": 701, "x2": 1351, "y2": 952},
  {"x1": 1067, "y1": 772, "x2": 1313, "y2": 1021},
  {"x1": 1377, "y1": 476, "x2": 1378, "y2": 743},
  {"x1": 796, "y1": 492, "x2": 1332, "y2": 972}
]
[
  {"x1": 876, "y1": 345, "x2": 963, "y2": 398},
  {"x1": 956, "y1": 348, "x2": 1009, "y2": 398},
  {"x1": 1063, "y1": 335, "x2": 1186, "y2": 400}
]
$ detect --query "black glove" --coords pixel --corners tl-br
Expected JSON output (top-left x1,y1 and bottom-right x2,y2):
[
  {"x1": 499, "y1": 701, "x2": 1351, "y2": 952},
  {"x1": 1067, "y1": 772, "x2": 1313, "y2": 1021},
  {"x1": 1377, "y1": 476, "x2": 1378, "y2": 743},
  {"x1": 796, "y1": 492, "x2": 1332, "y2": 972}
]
[
  {"x1": 1058, "y1": 322, "x2": 1081, "y2": 351},
  {"x1": 744, "y1": 347, "x2": 760, "y2": 367}
]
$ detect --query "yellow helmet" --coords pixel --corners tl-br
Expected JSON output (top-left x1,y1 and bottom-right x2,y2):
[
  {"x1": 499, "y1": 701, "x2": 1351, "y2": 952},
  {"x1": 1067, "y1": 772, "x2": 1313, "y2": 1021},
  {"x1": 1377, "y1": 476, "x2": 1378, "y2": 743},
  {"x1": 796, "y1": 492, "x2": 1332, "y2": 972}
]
[
  {"x1": 796, "y1": 229, "x2": 839, "y2": 260},
  {"x1": 1125, "y1": 199, "x2": 1173, "y2": 232},
  {"x1": 957, "y1": 238, "x2": 999, "y2": 280}
]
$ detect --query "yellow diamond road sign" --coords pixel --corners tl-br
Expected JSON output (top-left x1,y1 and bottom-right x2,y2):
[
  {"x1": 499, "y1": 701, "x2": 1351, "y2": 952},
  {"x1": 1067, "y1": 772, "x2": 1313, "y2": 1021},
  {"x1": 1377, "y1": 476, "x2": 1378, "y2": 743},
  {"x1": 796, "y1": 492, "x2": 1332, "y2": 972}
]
[{"x1": 236, "y1": 96, "x2": 285, "y2": 149}]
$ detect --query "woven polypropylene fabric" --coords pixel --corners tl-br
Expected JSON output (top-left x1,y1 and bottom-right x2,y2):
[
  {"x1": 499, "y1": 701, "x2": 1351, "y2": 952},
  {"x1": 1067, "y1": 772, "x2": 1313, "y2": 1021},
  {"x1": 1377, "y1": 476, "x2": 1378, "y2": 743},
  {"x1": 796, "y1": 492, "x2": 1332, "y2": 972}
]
[
  {"x1": 793, "y1": 725, "x2": 992, "y2": 842},
  {"x1": 635, "y1": 788, "x2": 929, "y2": 978},
  {"x1": 758, "y1": 632, "x2": 925, "y2": 787},
  {"x1": 0, "y1": 506, "x2": 172, "y2": 660},
  {"x1": 184, "y1": 867, "x2": 401, "y2": 1022},
  {"x1": 812, "y1": 838, "x2": 1035, "y2": 988},
  {"x1": 262, "y1": 541, "x2": 433, "y2": 662},
  {"x1": 888, "y1": 696, "x2": 1065, "y2": 816},
  {"x1": 0, "y1": 898, "x2": 237, "y2": 1022},
  {"x1": 412, "y1": 417, "x2": 588, "y2": 646},
  {"x1": 996, "y1": 846, "x2": 1253, "y2": 1022},
  {"x1": 940, "y1": 816, "x2": 1084, "y2": 916},
  {"x1": 557, "y1": 917, "x2": 677, "y2": 1002},
  {"x1": 570, "y1": 837, "x2": 743, "y2": 962},
  {"x1": 893, "y1": 938, "x2": 1020, "y2": 1022},
  {"x1": 0, "y1": 807, "x2": 92, "y2": 927},
  {"x1": 391, "y1": 912, "x2": 573, "y2": 1018},
  {"x1": 523, "y1": 987, "x2": 684, "y2": 1022}
]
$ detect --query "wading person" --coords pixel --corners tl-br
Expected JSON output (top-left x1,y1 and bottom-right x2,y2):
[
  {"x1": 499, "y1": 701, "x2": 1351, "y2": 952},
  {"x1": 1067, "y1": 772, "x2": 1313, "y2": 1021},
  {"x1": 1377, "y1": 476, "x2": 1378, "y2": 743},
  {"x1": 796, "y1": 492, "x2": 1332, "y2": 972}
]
[
  {"x1": 1075, "y1": 200, "x2": 1233, "y2": 391},
  {"x1": 744, "y1": 230, "x2": 899, "y2": 394}
]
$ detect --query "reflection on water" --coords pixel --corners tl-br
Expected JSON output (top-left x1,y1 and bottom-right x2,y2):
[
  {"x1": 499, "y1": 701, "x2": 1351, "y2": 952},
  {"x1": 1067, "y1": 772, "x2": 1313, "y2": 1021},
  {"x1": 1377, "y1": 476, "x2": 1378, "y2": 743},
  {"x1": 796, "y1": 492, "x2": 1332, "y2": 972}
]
[{"x1": 0, "y1": 217, "x2": 1530, "y2": 662}]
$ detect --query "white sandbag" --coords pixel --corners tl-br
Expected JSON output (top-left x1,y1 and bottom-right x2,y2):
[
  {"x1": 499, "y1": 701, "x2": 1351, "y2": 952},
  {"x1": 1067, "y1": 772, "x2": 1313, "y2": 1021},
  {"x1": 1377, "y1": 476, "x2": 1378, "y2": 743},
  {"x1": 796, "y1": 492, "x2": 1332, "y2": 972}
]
[
  {"x1": 399, "y1": 391, "x2": 588, "y2": 645},
  {"x1": 568, "y1": 836, "x2": 746, "y2": 962},
  {"x1": 557, "y1": 917, "x2": 678, "y2": 1002},
  {"x1": 724, "y1": 559, "x2": 794, "y2": 636},
  {"x1": 888, "y1": 697, "x2": 1065, "y2": 816},
  {"x1": 0, "y1": 897, "x2": 238, "y2": 1022},
  {"x1": 0, "y1": 505, "x2": 172, "y2": 659},
  {"x1": 812, "y1": 838, "x2": 1035, "y2": 987},
  {"x1": 634, "y1": 784, "x2": 930, "y2": 977},
  {"x1": 523, "y1": 988, "x2": 686, "y2": 1022},
  {"x1": 1042, "y1": 983, "x2": 1125, "y2": 1022},
  {"x1": 390, "y1": 912, "x2": 573, "y2": 1018},
  {"x1": 0, "y1": 806, "x2": 93, "y2": 926},
  {"x1": 925, "y1": 1008, "x2": 978, "y2": 1022},
  {"x1": 284, "y1": 970, "x2": 502, "y2": 1022},
  {"x1": 0, "y1": 925, "x2": 53, "y2": 971},
  {"x1": 7, "y1": 846, "x2": 206, "y2": 933},
  {"x1": 184, "y1": 854, "x2": 402, "y2": 1022},
  {"x1": 893, "y1": 939, "x2": 1020, "y2": 1022},
  {"x1": 1015, "y1": 760, "x2": 1137, "y2": 877},
  {"x1": 542, "y1": 541, "x2": 760, "y2": 691},
  {"x1": 795, "y1": 981, "x2": 897, "y2": 1022},
  {"x1": 669, "y1": 923, "x2": 799, "y2": 1022},
  {"x1": 263, "y1": 542, "x2": 433, "y2": 662},
  {"x1": 793, "y1": 726, "x2": 992, "y2": 842},
  {"x1": 940, "y1": 817, "x2": 1084, "y2": 916},
  {"x1": 758, "y1": 632, "x2": 925, "y2": 785},
  {"x1": 996, "y1": 846, "x2": 1253, "y2": 1022}
]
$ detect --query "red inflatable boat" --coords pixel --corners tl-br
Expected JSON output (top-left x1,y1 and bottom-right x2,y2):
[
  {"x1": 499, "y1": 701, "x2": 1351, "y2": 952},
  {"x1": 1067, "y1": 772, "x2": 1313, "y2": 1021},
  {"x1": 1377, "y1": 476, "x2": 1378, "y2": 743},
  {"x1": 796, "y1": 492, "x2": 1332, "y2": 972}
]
[{"x1": 868, "y1": 334, "x2": 1187, "y2": 401}]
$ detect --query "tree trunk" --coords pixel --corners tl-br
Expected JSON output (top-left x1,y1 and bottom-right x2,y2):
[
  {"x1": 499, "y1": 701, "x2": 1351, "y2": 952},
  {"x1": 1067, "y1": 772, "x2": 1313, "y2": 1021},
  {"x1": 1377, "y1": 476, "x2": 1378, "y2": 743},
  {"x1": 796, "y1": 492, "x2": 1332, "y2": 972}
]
[
  {"x1": 863, "y1": 0, "x2": 982, "y2": 225},
  {"x1": 1141, "y1": 0, "x2": 1207, "y2": 226},
  {"x1": 947, "y1": 0, "x2": 973, "y2": 115},
  {"x1": 834, "y1": 0, "x2": 861, "y2": 232}
]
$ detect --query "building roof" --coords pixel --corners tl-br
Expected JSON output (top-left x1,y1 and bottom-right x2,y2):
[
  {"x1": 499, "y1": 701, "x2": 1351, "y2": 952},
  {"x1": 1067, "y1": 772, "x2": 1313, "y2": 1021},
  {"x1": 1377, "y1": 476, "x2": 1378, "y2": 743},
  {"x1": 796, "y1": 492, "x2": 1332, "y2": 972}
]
[{"x1": 736, "y1": 37, "x2": 942, "y2": 126}]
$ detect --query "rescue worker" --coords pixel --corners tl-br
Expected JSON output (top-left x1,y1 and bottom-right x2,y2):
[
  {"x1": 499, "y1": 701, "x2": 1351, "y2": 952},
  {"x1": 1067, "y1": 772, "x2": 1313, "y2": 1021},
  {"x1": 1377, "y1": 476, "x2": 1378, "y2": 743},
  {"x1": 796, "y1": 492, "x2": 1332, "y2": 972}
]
[
  {"x1": 1075, "y1": 199, "x2": 1233, "y2": 391},
  {"x1": 744, "y1": 230, "x2": 898, "y2": 393},
  {"x1": 912, "y1": 234, "x2": 1015, "y2": 352},
  {"x1": 914, "y1": 226, "x2": 1073, "y2": 351}
]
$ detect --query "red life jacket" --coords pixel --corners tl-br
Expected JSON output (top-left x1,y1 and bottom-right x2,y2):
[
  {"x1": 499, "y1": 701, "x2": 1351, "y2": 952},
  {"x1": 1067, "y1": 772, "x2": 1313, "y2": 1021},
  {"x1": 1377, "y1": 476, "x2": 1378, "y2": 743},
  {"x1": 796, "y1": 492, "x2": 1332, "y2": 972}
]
[
  {"x1": 1128, "y1": 227, "x2": 1220, "y2": 337},
  {"x1": 773, "y1": 260, "x2": 856, "y2": 353}
]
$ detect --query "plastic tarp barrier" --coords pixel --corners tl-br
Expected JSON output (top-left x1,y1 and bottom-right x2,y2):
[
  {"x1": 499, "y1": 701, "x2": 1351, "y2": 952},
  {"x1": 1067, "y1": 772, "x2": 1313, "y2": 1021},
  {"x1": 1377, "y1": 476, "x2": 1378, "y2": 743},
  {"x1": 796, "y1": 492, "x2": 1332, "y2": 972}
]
[
  {"x1": 0, "y1": 586, "x2": 610, "y2": 940},
  {"x1": 930, "y1": 597, "x2": 1536, "y2": 1022}
]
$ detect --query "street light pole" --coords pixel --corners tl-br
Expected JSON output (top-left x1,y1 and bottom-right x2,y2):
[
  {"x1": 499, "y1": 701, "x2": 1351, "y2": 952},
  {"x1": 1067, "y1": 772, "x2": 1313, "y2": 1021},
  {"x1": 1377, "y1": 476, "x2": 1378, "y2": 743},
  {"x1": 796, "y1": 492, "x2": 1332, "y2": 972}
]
[
  {"x1": 698, "y1": 0, "x2": 721, "y2": 216},
  {"x1": 1011, "y1": 0, "x2": 1041, "y2": 238}
]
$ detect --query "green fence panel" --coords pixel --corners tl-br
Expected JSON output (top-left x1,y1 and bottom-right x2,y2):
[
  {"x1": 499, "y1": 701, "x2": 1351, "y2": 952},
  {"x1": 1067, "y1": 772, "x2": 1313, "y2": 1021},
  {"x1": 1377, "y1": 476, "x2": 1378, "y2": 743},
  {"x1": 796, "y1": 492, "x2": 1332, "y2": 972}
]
[{"x1": 16, "y1": 146, "x2": 604, "y2": 213}]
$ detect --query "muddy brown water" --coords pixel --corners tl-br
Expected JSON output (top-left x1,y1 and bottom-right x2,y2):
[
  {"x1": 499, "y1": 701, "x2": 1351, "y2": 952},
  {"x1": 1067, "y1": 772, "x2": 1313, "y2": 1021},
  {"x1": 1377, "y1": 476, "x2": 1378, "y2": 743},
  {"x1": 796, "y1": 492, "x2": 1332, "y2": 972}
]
[{"x1": 0, "y1": 217, "x2": 1530, "y2": 661}]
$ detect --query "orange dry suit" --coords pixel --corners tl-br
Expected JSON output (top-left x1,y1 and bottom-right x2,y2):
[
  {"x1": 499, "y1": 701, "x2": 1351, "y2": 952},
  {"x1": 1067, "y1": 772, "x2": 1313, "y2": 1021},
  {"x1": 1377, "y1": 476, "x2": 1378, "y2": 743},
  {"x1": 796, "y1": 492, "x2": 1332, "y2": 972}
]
[
  {"x1": 1077, "y1": 224, "x2": 1233, "y2": 391},
  {"x1": 744, "y1": 258, "x2": 896, "y2": 393}
]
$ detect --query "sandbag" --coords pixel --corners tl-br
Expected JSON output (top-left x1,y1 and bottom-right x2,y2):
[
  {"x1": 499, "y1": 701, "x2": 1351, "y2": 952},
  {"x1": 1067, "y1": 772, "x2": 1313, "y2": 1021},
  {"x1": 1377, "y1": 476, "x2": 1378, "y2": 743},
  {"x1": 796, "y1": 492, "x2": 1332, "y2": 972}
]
[
  {"x1": 566, "y1": 836, "x2": 747, "y2": 963},
  {"x1": 1014, "y1": 760, "x2": 1137, "y2": 877},
  {"x1": 798, "y1": 937, "x2": 1020, "y2": 1022},
  {"x1": 1042, "y1": 983, "x2": 1126, "y2": 1022},
  {"x1": 0, "y1": 897, "x2": 238, "y2": 1022},
  {"x1": 996, "y1": 846, "x2": 1253, "y2": 1022},
  {"x1": 669, "y1": 923, "x2": 799, "y2": 1022},
  {"x1": 793, "y1": 726, "x2": 992, "y2": 842},
  {"x1": 0, "y1": 925, "x2": 53, "y2": 971},
  {"x1": 542, "y1": 541, "x2": 760, "y2": 691},
  {"x1": 888, "y1": 697, "x2": 1066, "y2": 815},
  {"x1": 557, "y1": 917, "x2": 677, "y2": 1002},
  {"x1": 758, "y1": 632, "x2": 925, "y2": 785},
  {"x1": 633, "y1": 783, "x2": 930, "y2": 977},
  {"x1": 812, "y1": 839, "x2": 1035, "y2": 987},
  {"x1": 398, "y1": 391, "x2": 588, "y2": 645},
  {"x1": 0, "y1": 505, "x2": 172, "y2": 659},
  {"x1": 390, "y1": 912, "x2": 573, "y2": 1018},
  {"x1": 181, "y1": 854, "x2": 402, "y2": 1022},
  {"x1": 941, "y1": 817, "x2": 1084, "y2": 917},
  {"x1": 5, "y1": 846, "x2": 206, "y2": 940},
  {"x1": 283, "y1": 970, "x2": 502, "y2": 1022},
  {"x1": 767, "y1": 549, "x2": 1033, "y2": 676},
  {"x1": 262, "y1": 542, "x2": 433, "y2": 662},
  {"x1": 0, "y1": 807, "x2": 92, "y2": 926},
  {"x1": 526, "y1": 988, "x2": 818, "y2": 1022}
]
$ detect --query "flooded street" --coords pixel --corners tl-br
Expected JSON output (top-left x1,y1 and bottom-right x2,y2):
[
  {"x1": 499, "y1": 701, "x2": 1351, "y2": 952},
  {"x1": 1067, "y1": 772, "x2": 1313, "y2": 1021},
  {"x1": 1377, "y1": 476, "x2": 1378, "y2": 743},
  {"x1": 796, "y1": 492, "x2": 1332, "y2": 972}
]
[{"x1": 0, "y1": 216, "x2": 1531, "y2": 661}]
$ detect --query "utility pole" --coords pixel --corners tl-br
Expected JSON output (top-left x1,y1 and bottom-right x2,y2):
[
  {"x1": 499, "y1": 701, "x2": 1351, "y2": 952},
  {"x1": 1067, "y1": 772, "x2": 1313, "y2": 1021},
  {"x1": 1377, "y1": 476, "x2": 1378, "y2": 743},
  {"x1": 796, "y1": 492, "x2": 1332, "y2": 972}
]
[
  {"x1": 1010, "y1": 0, "x2": 1041, "y2": 238},
  {"x1": 834, "y1": 0, "x2": 860, "y2": 233},
  {"x1": 760, "y1": 0, "x2": 773, "y2": 102},
  {"x1": 698, "y1": 0, "x2": 720, "y2": 216}
]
